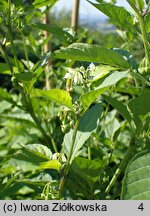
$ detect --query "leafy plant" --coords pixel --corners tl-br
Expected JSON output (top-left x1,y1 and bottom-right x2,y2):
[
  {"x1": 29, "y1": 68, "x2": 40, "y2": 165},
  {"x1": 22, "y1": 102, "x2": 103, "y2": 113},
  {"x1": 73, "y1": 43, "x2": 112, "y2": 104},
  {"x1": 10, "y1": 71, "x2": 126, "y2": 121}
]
[{"x1": 0, "y1": 0, "x2": 150, "y2": 200}]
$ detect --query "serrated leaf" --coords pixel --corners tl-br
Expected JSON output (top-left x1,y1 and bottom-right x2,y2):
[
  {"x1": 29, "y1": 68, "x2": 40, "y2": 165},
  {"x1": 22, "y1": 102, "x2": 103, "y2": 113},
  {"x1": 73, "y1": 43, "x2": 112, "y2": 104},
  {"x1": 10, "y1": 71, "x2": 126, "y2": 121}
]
[
  {"x1": 63, "y1": 103, "x2": 102, "y2": 162},
  {"x1": 122, "y1": 150, "x2": 150, "y2": 199},
  {"x1": 34, "y1": 89, "x2": 73, "y2": 109},
  {"x1": 54, "y1": 43, "x2": 130, "y2": 70},
  {"x1": 33, "y1": 23, "x2": 74, "y2": 43}
]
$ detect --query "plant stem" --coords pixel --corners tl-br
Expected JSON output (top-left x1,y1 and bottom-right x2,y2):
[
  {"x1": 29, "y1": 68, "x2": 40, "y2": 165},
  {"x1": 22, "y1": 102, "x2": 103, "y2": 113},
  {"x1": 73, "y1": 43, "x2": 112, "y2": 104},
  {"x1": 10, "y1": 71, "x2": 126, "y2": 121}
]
[
  {"x1": 58, "y1": 117, "x2": 80, "y2": 197},
  {"x1": 6, "y1": 1, "x2": 53, "y2": 150},
  {"x1": 137, "y1": 19, "x2": 150, "y2": 71},
  {"x1": 105, "y1": 138, "x2": 135, "y2": 194},
  {"x1": 27, "y1": 95, "x2": 51, "y2": 148},
  {"x1": 18, "y1": 84, "x2": 52, "y2": 149},
  {"x1": 0, "y1": 43, "x2": 13, "y2": 74},
  {"x1": 67, "y1": 118, "x2": 80, "y2": 164},
  {"x1": 7, "y1": 1, "x2": 21, "y2": 73},
  {"x1": 127, "y1": 0, "x2": 150, "y2": 71},
  {"x1": 21, "y1": 32, "x2": 30, "y2": 71}
]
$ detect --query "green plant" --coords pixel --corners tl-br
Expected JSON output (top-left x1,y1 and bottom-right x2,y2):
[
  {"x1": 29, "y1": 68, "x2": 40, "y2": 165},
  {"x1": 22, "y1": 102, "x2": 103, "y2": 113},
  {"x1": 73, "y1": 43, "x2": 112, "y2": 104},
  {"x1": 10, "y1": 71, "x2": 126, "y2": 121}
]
[{"x1": 0, "y1": 0, "x2": 150, "y2": 200}]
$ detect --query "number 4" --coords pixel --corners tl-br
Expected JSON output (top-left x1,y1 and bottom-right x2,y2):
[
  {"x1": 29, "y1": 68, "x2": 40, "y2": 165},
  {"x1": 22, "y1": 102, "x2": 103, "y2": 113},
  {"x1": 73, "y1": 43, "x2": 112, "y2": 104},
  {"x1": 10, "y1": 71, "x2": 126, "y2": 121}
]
[{"x1": 138, "y1": 203, "x2": 144, "y2": 211}]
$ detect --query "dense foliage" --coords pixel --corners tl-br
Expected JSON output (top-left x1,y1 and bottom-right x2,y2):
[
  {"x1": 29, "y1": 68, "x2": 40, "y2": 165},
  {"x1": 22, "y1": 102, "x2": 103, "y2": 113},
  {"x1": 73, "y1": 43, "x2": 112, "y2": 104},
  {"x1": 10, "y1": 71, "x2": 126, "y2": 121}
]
[{"x1": 0, "y1": 0, "x2": 150, "y2": 200}]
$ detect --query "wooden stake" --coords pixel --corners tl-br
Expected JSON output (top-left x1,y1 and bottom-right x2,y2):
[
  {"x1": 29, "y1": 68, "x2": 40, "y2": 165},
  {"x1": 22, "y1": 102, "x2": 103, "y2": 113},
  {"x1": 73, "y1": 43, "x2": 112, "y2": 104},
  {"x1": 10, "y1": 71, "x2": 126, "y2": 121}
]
[{"x1": 71, "y1": 0, "x2": 80, "y2": 32}]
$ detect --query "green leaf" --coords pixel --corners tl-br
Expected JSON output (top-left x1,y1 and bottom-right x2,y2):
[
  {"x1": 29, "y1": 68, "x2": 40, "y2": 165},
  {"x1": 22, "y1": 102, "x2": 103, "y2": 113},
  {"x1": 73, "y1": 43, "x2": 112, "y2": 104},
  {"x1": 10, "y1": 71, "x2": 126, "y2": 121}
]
[
  {"x1": 14, "y1": 72, "x2": 36, "y2": 82},
  {"x1": 0, "y1": 101, "x2": 12, "y2": 114},
  {"x1": 33, "y1": 23, "x2": 74, "y2": 43},
  {"x1": 0, "y1": 63, "x2": 11, "y2": 74},
  {"x1": 34, "y1": 89, "x2": 73, "y2": 109},
  {"x1": 70, "y1": 157, "x2": 102, "y2": 183},
  {"x1": 39, "y1": 160, "x2": 61, "y2": 171},
  {"x1": 88, "y1": 65, "x2": 118, "y2": 83},
  {"x1": 1, "y1": 113, "x2": 36, "y2": 128},
  {"x1": 13, "y1": 0, "x2": 22, "y2": 7},
  {"x1": 63, "y1": 103, "x2": 102, "y2": 162},
  {"x1": 145, "y1": 13, "x2": 150, "y2": 33},
  {"x1": 113, "y1": 87, "x2": 140, "y2": 95},
  {"x1": 89, "y1": 2, "x2": 134, "y2": 33},
  {"x1": 66, "y1": 157, "x2": 103, "y2": 199},
  {"x1": 0, "y1": 172, "x2": 20, "y2": 198},
  {"x1": 33, "y1": 0, "x2": 58, "y2": 8},
  {"x1": 92, "y1": 71, "x2": 128, "y2": 89},
  {"x1": 121, "y1": 150, "x2": 150, "y2": 199},
  {"x1": 104, "y1": 111, "x2": 121, "y2": 141},
  {"x1": 0, "y1": 88, "x2": 17, "y2": 106},
  {"x1": 103, "y1": 95, "x2": 132, "y2": 123},
  {"x1": 129, "y1": 0, "x2": 144, "y2": 9},
  {"x1": 14, "y1": 144, "x2": 52, "y2": 163},
  {"x1": 54, "y1": 43, "x2": 130, "y2": 70},
  {"x1": 112, "y1": 49, "x2": 138, "y2": 70},
  {"x1": 128, "y1": 91, "x2": 150, "y2": 116},
  {"x1": 80, "y1": 87, "x2": 109, "y2": 110},
  {"x1": 81, "y1": 71, "x2": 128, "y2": 110}
]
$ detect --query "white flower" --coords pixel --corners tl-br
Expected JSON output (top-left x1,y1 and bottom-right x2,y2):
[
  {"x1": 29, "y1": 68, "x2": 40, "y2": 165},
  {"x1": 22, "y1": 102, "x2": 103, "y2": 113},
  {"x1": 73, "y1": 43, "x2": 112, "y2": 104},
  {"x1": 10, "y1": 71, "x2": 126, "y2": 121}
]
[
  {"x1": 64, "y1": 72, "x2": 72, "y2": 79},
  {"x1": 87, "y1": 63, "x2": 95, "y2": 71}
]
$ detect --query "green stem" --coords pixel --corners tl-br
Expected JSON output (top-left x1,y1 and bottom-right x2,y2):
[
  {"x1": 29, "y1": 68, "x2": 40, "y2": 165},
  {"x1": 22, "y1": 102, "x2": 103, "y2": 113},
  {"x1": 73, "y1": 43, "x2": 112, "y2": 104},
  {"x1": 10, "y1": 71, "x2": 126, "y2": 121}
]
[
  {"x1": 44, "y1": 119, "x2": 58, "y2": 152},
  {"x1": 19, "y1": 86, "x2": 51, "y2": 149},
  {"x1": 7, "y1": 1, "x2": 21, "y2": 73},
  {"x1": 8, "y1": 28, "x2": 21, "y2": 73},
  {"x1": 88, "y1": 144, "x2": 91, "y2": 160},
  {"x1": 0, "y1": 43, "x2": 13, "y2": 74},
  {"x1": 6, "y1": 1, "x2": 52, "y2": 150},
  {"x1": 27, "y1": 96, "x2": 51, "y2": 148},
  {"x1": 127, "y1": 0, "x2": 150, "y2": 71},
  {"x1": 21, "y1": 32, "x2": 30, "y2": 71},
  {"x1": 137, "y1": 20, "x2": 150, "y2": 71},
  {"x1": 67, "y1": 118, "x2": 80, "y2": 164},
  {"x1": 8, "y1": 0, "x2": 11, "y2": 26},
  {"x1": 58, "y1": 117, "x2": 80, "y2": 197},
  {"x1": 105, "y1": 138, "x2": 135, "y2": 194}
]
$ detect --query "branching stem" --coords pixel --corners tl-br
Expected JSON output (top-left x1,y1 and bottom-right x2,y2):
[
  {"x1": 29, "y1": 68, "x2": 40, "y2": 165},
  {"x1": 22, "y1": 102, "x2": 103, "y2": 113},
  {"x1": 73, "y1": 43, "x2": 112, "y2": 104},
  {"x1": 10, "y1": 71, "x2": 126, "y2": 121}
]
[{"x1": 58, "y1": 117, "x2": 80, "y2": 197}]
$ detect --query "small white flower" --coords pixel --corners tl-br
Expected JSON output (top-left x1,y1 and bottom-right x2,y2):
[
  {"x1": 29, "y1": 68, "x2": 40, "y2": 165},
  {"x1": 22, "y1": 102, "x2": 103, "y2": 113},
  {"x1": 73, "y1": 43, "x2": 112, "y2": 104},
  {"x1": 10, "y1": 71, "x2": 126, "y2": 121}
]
[
  {"x1": 64, "y1": 72, "x2": 72, "y2": 79},
  {"x1": 74, "y1": 74, "x2": 78, "y2": 84},
  {"x1": 88, "y1": 63, "x2": 95, "y2": 71}
]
